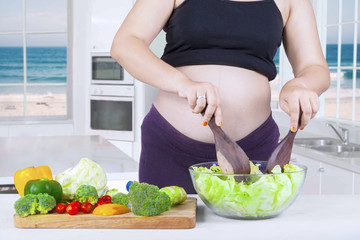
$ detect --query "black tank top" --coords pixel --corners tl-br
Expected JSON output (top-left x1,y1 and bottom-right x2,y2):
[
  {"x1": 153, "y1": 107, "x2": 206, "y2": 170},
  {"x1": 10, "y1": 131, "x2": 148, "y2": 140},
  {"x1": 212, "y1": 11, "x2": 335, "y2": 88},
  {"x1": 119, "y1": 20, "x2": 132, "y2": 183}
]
[{"x1": 161, "y1": 0, "x2": 283, "y2": 81}]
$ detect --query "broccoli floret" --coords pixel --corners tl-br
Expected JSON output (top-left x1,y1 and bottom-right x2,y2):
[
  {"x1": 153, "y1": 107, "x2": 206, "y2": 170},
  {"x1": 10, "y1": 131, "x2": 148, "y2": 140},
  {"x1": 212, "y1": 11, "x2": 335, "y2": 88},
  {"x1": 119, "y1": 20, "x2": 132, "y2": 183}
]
[
  {"x1": 36, "y1": 193, "x2": 56, "y2": 214},
  {"x1": 105, "y1": 188, "x2": 120, "y2": 198},
  {"x1": 112, "y1": 192, "x2": 129, "y2": 206},
  {"x1": 14, "y1": 193, "x2": 56, "y2": 217},
  {"x1": 127, "y1": 181, "x2": 172, "y2": 216},
  {"x1": 14, "y1": 194, "x2": 38, "y2": 217},
  {"x1": 74, "y1": 185, "x2": 98, "y2": 205}
]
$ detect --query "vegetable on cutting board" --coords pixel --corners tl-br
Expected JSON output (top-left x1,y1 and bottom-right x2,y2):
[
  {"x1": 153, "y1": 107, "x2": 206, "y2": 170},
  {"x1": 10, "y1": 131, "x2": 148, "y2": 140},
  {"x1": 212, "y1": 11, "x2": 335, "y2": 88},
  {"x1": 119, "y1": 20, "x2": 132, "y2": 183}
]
[
  {"x1": 160, "y1": 186, "x2": 187, "y2": 206},
  {"x1": 24, "y1": 178, "x2": 63, "y2": 204},
  {"x1": 74, "y1": 185, "x2": 98, "y2": 205},
  {"x1": 14, "y1": 193, "x2": 56, "y2": 217},
  {"x1": 92, "y1": 204, "x2": 131, "y2": 216},
  {"x1": 55, "y1": 158, "x2": 108, "y2": 201},
  {"x1": 127, "y1": 181, "x2": 172, "y2": 216},
  {"x1": 14, "y1": 166, "x2": 53, "y2": 197}
]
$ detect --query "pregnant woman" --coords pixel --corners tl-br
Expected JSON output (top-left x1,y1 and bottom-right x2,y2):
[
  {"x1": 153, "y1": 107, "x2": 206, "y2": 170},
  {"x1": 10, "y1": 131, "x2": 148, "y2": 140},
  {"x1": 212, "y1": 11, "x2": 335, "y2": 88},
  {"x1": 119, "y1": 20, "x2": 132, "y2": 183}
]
[{"x1": 111, "y1": 0, "x2": 330, "y2": 193}]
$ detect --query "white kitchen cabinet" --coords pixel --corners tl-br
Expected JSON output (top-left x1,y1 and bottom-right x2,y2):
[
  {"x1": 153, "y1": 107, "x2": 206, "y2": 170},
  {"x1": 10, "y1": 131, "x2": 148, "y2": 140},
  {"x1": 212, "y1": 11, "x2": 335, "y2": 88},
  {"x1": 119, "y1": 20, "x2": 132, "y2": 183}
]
[
  {"x1": 320, "y1": 162, "x2": 354, "y2": 194},
  {"x1": 355, "y1": 173, "x2": 360, "y2": 194},
  {"x1": 0, "y1": 126, "x2": 8, "y2": 137},
  {"x1": 90, "y1": 0, "x2": 133, "y2": 52},
  {"x1": 290, "y1": 154, "x2": 321, "y2": 194},
  {"x1": 291, "y1": 153, "x2": 355, "y2": 194}
]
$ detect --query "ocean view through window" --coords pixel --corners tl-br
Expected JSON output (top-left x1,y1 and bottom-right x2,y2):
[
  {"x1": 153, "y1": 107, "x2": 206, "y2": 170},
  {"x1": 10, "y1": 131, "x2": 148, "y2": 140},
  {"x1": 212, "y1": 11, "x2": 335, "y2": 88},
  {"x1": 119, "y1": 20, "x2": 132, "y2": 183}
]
[
  {"x1": 0, "y1": 0, "x2": 68, "y2": 121},
  {"x1": 324, "y1": 0, "x2": 360, "y2": 122}
]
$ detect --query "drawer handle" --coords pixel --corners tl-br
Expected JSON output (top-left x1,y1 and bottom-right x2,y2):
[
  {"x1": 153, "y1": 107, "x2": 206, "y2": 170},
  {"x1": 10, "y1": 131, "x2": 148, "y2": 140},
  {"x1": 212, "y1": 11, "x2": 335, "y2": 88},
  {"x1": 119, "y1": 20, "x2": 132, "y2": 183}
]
[{"x1": 318, "y1": 167, "x2": 325, "y2": 172}]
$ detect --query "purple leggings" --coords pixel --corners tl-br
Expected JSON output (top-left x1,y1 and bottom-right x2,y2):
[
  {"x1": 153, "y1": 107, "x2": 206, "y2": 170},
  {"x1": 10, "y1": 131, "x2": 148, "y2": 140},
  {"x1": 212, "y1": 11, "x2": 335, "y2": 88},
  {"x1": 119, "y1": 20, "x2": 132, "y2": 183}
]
[{"x1": 139, "y1": 105, "x2": 280, "y2": 194}]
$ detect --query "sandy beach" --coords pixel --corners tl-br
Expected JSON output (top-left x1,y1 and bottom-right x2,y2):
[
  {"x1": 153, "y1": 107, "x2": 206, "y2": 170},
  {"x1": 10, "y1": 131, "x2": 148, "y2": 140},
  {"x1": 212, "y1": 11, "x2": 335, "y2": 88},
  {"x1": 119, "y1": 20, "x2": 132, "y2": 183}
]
[
  {"x1": 0, "y1": 92, "x2": 67, "y2": 117},
  {"x1": 0, "y1": 76, "x2": 358, "y2": 121}
]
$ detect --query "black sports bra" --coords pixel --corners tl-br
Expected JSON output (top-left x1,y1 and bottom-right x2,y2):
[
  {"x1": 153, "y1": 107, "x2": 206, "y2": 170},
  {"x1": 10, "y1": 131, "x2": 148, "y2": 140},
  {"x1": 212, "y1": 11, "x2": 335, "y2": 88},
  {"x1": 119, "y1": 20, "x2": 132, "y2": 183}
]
[{"x1": 161, "y1": 0, "x2": 284, "y2": 81}]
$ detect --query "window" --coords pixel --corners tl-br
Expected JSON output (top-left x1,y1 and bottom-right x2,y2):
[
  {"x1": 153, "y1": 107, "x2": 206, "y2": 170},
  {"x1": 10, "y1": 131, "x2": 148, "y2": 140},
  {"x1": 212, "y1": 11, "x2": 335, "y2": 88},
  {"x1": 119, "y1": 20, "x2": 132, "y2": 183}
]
[
  {"x1": 324, "y1": 0, "x2": 360, "y2": 121},
  {"x1": 0, "y1": 0, "x2": 69, "y2": 121},
  {"x1": 271, "y1": 0, "x2": 359, "y2": 123}
]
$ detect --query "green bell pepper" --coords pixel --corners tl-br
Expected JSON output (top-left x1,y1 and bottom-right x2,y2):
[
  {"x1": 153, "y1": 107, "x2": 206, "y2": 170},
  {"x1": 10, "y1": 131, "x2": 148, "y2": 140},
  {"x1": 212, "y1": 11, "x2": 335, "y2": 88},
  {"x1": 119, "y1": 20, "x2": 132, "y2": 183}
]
[{"x1": 24, "y1": 178, "x2": 63, "y2": 204}]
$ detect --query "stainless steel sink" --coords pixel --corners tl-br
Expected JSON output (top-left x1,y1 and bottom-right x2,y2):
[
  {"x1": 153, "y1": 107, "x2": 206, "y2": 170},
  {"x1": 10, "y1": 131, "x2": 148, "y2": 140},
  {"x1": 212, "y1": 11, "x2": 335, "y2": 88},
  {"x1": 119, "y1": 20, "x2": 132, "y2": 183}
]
[{"x1": 294, "y1": 137, "x2": 360, "y2": 159}]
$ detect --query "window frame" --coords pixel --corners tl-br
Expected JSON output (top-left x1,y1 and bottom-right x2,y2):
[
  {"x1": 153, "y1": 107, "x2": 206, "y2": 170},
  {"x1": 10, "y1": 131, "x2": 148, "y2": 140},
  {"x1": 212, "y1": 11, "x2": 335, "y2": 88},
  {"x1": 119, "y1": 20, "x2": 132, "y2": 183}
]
[
  {"x1": 0, "y1": 0, "x2": 72, "y2": 124},
  {"x1": 272, "y1": 0, "x2": 360, "y2": 126}
]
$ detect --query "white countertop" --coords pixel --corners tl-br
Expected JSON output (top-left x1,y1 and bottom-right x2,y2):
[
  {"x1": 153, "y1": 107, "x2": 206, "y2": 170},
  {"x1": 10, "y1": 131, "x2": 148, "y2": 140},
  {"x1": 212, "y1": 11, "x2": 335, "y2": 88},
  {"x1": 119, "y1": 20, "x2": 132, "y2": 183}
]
[
  {"x1": 0, "y1": 135, "x2": 139, "y2": 179},
  {"x1": 1, "y1": 193, "x2": 359, "y2": 240}
]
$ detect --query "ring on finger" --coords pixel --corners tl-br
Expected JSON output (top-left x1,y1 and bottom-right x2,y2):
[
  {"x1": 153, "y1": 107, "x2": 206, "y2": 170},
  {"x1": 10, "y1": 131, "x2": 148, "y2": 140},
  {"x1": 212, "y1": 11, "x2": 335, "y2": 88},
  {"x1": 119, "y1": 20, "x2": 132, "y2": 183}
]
[{"x1": 197, "y1": 95, "x2": 206, "y2": 100}]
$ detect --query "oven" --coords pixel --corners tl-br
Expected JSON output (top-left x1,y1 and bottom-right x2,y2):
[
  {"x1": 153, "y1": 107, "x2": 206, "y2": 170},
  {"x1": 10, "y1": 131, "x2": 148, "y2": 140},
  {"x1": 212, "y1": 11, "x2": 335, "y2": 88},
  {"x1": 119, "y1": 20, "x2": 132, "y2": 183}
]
[
  {"x1": 91, "y1": 52, "x2": 134, "y2": 85},
  {"x1": 89, "y1": 84, "x2": 135, "y2": 141}
]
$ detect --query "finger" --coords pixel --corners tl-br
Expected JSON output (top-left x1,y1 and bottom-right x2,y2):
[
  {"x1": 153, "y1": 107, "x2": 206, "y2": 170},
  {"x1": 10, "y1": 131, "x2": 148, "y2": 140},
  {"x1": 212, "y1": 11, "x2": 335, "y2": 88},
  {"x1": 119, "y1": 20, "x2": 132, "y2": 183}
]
[
  {"x1": 214, "y1": 104, "x2": 222, "y2": 126},
  {"x1": 299, "y1": 97, "x2": 312, "y2": 129},
  {"x1": 187, "y1": 89, "x2": 197, "y2": 110},
  {"x1": 310, "y1": 94, "x2": 320, "y2": 119},
  {"x1": 202, "y1": 90, "x2": 217, "y2": 125},
  {"x1": 287, "y1": 97, "x2": 300, "y2": 132},
  {"x1": 279, "y1": 98, "x2": 290, "y2": 115},
  {"x1": 192, "y1": 93, "x2": 207, "y2": 114}
]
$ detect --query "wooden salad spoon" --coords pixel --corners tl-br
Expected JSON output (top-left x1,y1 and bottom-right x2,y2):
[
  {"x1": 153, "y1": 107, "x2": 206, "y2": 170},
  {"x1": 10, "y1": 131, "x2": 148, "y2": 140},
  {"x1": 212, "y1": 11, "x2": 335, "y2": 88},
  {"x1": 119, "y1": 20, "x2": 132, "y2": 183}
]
[
  {"x1": 266, "y1": 112, "x2": 302, "y2": 173},
  {"x1": 207, "y1": 116, "x2": 250, "y2": 174}
]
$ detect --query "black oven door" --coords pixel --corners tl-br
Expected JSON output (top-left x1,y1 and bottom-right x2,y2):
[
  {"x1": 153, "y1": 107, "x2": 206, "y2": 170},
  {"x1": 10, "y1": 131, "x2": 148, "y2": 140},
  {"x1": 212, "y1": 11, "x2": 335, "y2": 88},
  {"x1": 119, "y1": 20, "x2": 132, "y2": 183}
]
[{"x1": 90, "y1": 96, "x2": 134, "y2": 141}]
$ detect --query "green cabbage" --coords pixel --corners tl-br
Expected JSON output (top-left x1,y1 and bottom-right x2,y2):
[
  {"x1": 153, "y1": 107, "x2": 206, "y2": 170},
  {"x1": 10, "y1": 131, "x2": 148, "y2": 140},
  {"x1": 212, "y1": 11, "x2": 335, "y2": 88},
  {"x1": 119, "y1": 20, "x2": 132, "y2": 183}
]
[
  {"x1": 192, "y1": 162, "x2": 305, "y2": 218},
  {"x1": 55, "y1": 158, "x2": 108, "y2": 200}
]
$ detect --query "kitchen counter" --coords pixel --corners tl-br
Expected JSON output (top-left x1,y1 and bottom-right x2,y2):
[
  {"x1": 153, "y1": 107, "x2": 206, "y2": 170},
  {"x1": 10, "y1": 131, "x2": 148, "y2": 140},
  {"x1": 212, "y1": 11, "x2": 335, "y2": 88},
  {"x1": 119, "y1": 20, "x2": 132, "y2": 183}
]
[
  {"x1": 293, "y1": 144, "x2": 360, "y2": 174},
  {"x1": 0, "y1": 135, "x2": 139, "y2": 181},
  {"x1": 1, "y1": 193, "x2": 359, "y2": 240}
]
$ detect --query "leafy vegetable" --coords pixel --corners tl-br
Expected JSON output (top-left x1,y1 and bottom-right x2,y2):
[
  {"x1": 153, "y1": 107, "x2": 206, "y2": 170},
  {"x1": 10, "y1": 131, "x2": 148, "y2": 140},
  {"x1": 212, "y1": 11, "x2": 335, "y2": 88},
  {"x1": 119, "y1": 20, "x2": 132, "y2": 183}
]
[
  {"x1": 192, "y1": 162, "x2": 305, "y2": 217},
  {"x1": 112, "y1": 192, "x2": 129, "y2": 206},
  {"x1": 127, "y1": 181, "x2": 172, "y2": 216},
  {"x1": 160, "y1": 186, "x2": 187, "y2": 206},
  {"x1": 105, "y1": 188, "x2": 120, "y2": 198},
  {"x1": 14, "y1": 193, "x2": 56, "y2": 217},
  {"x1": 55, "y1": 158, "x2": 108, "y2": 201},
  {"x1": 74, "y1": 185, "x2": 99, "y2": 205}
]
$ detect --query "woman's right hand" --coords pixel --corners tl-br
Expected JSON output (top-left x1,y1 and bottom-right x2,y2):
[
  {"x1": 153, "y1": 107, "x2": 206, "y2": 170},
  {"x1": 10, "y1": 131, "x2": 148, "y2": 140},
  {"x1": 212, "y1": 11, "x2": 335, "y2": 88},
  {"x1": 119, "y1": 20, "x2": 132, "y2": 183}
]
[{"x1": 178, "y1": 80, "x2": 222, "y2": 127}]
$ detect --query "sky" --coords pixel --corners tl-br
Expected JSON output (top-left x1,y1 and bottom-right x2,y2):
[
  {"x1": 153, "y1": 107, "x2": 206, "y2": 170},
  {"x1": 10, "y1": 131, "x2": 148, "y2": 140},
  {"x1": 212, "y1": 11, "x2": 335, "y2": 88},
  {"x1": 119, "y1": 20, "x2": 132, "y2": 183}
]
[
  {"x1": 0, "y1": 0, "x2": 357, "y2": 46},
  {"x1": 0, "y1": 0, "x2": 67, "y2": 46}
]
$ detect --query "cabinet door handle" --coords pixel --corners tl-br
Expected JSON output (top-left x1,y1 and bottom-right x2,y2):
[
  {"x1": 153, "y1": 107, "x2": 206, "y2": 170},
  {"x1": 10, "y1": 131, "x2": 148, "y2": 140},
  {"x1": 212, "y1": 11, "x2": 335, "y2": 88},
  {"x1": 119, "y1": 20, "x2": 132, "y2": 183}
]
[{"x1": 318, "y1": 167, "x2": 325, "y2": 172}]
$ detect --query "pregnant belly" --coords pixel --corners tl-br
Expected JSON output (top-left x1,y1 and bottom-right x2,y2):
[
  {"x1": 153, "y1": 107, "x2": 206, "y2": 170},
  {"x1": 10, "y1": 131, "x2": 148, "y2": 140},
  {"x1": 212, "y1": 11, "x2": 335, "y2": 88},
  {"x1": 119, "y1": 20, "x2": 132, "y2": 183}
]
[{"x1": 153, "y1": 65, "x2": 272, "y2": 143}]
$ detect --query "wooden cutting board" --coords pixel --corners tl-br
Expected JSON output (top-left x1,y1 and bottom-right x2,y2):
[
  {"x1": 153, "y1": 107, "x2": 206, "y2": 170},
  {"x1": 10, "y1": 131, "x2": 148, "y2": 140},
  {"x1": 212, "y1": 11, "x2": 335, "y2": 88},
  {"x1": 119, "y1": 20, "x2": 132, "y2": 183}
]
[{"x1": 14, "y1": 197, "x2": 196, "y2": 229}]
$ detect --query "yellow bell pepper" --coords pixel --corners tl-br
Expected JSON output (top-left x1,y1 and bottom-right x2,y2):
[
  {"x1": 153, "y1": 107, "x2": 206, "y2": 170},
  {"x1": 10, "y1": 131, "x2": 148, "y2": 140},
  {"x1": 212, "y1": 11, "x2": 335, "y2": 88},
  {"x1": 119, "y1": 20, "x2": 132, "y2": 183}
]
[
  {"x1": 14, "y1": 166, "x2": 53, "y2": 197},
  {"x1": 93, "y1": 204, "x2": 131, "y2": 216}
]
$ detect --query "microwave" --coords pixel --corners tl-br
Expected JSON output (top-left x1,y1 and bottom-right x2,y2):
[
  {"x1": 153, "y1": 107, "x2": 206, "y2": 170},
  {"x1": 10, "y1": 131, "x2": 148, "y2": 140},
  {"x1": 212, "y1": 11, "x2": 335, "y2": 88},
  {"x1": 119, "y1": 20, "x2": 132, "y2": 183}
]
[{"x1": 91, "y1": 52, "x2": 134, "y2": 85}]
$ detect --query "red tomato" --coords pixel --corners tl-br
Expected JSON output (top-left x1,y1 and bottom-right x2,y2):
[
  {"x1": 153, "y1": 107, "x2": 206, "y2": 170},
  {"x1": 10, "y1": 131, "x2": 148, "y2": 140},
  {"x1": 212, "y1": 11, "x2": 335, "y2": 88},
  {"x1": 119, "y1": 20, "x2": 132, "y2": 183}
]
[
  {"x1": 55, "y1": 203, "x2": 67, "y2": 214},
  {"x1": 102, "y1": 195, "x2": 112, "y2": 202},
  {"x1": 80, "y1": 202, "x2": 94, "y2": 213},
  {"x1": 97, "y1": 198, "x2": 104, "y2": 203},
  {"x1": 66, "y1": 203, "x2": 79, "y2": 215},
  {"x1": 71, "y1": 201, "x2": 81, "y2": 208}
]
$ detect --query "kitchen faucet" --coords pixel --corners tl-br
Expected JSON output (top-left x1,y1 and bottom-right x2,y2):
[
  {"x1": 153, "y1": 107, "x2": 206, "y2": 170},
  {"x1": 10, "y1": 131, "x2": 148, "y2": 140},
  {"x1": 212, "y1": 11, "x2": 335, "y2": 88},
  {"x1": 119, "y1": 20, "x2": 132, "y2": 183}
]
[{"x1": 326, "y1": 123, "x2": 349, "y2": 145}]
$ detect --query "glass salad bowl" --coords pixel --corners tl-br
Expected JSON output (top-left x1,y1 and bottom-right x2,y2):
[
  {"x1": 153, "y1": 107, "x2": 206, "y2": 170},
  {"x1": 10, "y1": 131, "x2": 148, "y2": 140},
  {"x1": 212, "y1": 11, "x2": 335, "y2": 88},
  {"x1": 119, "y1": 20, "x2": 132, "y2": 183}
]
[{"x1": 189, "y1": 161, "x2": 307, "y2": 220}]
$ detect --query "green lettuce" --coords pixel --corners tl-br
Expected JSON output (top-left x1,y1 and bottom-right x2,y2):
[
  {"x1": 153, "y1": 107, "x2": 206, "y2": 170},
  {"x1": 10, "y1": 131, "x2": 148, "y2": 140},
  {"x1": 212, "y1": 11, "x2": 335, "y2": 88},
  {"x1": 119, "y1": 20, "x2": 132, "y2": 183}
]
[{"x1": 192, "y1": 162, "x2": 305, "y2": 218}]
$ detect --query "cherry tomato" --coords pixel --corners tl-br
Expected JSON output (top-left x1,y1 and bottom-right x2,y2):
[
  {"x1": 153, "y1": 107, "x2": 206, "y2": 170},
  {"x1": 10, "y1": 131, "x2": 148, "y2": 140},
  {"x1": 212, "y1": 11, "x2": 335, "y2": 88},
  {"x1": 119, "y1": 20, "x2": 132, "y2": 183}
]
[
  {"x1": 102, "y1": 195, "x2": 112, "y2": 202},
  {"x1": 97, "y1": 198, "x2": 104, "y2": 203},
  {"x1": 80, "y1": 202, "x2": 94, "y2": 213},
  {"x1": 66, "y1": 203, "x2": 79, "y2": 215},
  {"x1": 55, "y1": 203, "x2": 67, "y2": 214},
  {"x1": 96, "y1": 200, "x2": 112, "y2": 207},
  {"x1": 71, "y1": 201, "x2": 81, "y2": 208}
]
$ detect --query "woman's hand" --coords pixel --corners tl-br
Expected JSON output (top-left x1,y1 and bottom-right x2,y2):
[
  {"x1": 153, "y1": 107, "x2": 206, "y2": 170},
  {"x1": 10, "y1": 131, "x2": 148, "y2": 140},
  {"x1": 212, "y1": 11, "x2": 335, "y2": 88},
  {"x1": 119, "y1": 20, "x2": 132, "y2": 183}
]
[
  {"x1": 178, "y1": 80, "x2": 222, "y2": 127},
  {"x1": 279, "y1": 79, "x2": 320, "y2": 132}
]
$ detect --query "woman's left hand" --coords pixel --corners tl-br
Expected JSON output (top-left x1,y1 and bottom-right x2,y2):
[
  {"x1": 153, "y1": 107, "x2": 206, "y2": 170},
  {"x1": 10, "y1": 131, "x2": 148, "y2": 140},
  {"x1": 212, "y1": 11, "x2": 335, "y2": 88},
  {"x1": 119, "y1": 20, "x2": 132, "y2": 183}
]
[{"x1": 279, "y1": 79, "x2": 320, "y2": 132}]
